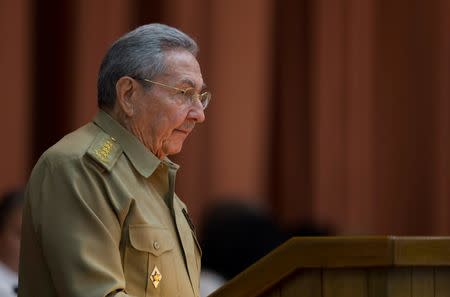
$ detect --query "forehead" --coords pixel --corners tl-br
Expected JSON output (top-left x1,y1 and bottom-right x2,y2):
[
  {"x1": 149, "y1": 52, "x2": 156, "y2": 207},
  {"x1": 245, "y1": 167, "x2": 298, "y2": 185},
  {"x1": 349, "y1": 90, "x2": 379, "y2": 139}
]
[{"x1": 161, "y1": 50, "x2": 204, "y2": 87}]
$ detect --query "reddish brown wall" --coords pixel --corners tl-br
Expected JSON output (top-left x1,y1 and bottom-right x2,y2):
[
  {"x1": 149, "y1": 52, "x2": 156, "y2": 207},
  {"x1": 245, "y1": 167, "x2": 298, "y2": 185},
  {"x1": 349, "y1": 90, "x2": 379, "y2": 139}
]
[
  {"x1": 0, "y1": 0, "x2": 31, "y2": 194},
  {"x1": 0, "y1": 0, "x2": 448, "y2": 235}
]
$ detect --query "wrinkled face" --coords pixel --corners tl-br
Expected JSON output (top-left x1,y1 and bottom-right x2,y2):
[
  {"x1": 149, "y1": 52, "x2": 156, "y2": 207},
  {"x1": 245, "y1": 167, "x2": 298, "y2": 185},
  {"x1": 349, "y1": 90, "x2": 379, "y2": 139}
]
[{"x1": 128, "y1": 49, "x2": 206, "y2": 159}]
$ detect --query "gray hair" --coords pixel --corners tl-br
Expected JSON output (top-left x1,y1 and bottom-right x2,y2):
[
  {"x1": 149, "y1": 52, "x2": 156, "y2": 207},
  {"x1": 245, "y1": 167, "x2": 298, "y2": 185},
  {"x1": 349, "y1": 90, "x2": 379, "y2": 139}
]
[{"x1": 97, "y1": 23, "x2": 198, "y2": 108}]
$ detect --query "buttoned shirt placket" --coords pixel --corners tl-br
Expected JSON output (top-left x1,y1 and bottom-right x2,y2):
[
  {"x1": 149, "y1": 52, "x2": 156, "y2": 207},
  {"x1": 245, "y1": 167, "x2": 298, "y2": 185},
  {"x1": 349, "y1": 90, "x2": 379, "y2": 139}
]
[{"x1": 164, "y1": 162, "x2": 199, "y2": 297}]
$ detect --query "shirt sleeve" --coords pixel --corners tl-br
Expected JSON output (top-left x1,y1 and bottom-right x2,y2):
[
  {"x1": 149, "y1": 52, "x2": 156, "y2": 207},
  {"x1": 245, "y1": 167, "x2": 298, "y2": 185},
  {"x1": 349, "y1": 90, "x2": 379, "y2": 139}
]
[{"x1": 30, "y1": 156, "x2": 133, "y2": 297}]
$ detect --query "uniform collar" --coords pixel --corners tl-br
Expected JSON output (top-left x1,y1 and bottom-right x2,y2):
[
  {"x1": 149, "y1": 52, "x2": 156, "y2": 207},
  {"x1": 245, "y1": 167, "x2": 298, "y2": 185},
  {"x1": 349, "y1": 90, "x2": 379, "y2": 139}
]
[{"x1": 93, "y1": 109, "x2": 179, "y2": 177}]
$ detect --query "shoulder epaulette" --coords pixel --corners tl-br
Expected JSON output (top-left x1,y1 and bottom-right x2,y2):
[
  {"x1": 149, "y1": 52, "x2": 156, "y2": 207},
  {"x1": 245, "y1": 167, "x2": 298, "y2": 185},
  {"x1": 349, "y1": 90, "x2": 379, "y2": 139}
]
[{"x1": 86, "y1": 130, "x2": 122, "y2": 171}]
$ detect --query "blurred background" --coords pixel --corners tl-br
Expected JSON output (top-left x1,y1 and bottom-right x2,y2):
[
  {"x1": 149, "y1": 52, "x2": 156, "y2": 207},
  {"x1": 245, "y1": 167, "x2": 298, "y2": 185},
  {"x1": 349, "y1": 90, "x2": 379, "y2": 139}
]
[{"x1": 0, "y1": 0, "x2": 449, "y2": 237}]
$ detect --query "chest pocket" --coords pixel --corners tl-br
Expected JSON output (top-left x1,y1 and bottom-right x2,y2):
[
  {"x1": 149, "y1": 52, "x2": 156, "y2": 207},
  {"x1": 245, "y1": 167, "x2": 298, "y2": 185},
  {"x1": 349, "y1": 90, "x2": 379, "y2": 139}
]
[
  {"x1": 125, "y1": 225, "x2": 179, "y2": 297},
  {"x1": 129, "y1": 225, "x2": 174, "y2": 255}
]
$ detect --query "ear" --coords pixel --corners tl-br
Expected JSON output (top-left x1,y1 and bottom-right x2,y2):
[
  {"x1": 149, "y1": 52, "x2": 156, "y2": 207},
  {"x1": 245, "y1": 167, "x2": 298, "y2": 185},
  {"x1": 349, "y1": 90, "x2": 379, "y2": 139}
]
[{"x1": 115, "y1": 76, "x2": 138, "y2": 116}]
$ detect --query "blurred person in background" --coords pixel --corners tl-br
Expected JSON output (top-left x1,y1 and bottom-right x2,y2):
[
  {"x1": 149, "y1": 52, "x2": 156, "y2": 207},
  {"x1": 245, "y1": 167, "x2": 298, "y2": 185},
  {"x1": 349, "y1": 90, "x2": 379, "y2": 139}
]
[
  {"x1": 199, "y1": 200, "x2": 286, "y2": 296},
  {"x1": 19, "y1": 23, "x2": 210, "y2": 297},
  {"x1": 199, "y1": 200, "x2": 333, "y2": 296},
  {"x1": 0, "y1": 190, "x2": 24, "y2": 297},
  {"x1": 284, "y1": 221, "x2": 333, "y2": 238}
]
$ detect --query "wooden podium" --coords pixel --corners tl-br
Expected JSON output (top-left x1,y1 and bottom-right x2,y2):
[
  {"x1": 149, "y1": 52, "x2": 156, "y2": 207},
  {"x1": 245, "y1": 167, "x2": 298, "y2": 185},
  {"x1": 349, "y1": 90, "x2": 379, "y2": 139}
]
[{"x1": 209, "y1": 237, "x2": 450, "y2": 297}]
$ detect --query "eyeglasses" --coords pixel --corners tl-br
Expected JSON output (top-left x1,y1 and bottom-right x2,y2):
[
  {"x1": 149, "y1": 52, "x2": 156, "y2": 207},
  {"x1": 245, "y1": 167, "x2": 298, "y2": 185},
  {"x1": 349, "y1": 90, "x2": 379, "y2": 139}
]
[{"x1": 142, "y1": 78, "x2": 211, "y2": 110}]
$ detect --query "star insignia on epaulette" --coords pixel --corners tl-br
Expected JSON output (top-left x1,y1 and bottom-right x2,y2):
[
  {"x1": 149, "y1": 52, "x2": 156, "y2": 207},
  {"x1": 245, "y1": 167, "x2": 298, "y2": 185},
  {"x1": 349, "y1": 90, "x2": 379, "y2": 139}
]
[{"x1": 87, "y1": 132, "x2": 122, "y2": 171}]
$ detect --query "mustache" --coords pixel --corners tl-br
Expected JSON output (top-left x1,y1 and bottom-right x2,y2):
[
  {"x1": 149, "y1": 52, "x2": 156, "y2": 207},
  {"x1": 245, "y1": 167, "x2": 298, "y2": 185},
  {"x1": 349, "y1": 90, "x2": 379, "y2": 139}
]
[{"x1": 179, "y1": 121, "x2": 195, "y2": 131}]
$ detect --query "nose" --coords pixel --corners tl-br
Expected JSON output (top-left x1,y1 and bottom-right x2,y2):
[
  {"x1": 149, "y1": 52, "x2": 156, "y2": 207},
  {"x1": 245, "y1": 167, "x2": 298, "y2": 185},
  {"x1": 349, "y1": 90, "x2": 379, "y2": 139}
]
[{"x1": 188, "y1": 102, "x2": 206, "y2": 123}]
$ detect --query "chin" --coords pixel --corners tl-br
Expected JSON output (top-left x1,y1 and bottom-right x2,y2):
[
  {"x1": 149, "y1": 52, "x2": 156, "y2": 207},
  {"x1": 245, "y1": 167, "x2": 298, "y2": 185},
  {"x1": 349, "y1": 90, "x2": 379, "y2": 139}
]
[{"x1": 165, "y1": 143, "x2": 184, "y2": 156}]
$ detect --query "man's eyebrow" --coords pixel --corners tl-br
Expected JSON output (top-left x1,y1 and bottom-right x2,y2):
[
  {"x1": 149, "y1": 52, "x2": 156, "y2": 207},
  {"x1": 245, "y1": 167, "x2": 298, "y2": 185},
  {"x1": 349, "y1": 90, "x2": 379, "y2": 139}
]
[
  {"x1": 180, "y1": 78, "x2": 195, "y2": 87},
  {"x1": 180, "y1": 78, "x2": 207, "y2": 90}
]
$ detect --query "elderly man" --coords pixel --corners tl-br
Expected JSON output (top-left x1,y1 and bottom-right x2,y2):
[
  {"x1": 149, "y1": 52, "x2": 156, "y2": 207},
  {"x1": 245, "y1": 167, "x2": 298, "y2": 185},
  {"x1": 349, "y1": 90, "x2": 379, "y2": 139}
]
[{"x1": 19, "y1": 24, "x2": 209, "y2": 297}]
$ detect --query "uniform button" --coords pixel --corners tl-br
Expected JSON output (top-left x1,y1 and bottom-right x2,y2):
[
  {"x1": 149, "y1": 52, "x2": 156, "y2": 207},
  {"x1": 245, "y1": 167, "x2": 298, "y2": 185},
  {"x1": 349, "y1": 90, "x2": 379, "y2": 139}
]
[{"x1": 153, "y1": 241, "x2": 160, "y2": 250}]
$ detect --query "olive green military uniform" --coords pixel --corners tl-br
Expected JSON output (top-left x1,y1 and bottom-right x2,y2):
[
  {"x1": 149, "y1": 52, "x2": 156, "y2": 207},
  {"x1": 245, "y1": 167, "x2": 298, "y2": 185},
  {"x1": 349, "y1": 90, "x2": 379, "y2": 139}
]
[{"x1": 19, "y1": 110, "x2": 201, "y2": 297}]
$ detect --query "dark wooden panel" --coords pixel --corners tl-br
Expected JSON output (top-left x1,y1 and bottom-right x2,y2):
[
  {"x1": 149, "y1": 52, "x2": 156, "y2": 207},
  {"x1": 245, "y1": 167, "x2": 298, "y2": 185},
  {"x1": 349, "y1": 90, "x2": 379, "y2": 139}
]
[
  {"x1": 387, "y1": 268, "x2": 411, "y2": 297},
  {"x1": 435, "y1": 267, "x2": 450, "y2": 297},
  {"x1": 323, "y1": 269, "x2": 367, "y2": 297},
  {"x1": 264, "y1": 287, "x2": 280, "y2": 297},
  {"x1": 412, "y1": 267, "x2": 434, "y2": 297},
  {"x1": 279, "y1": 269, "x2": 321, "y2": 297},
  {"x1": 368, "y1": 268, "x2": 388, "y2": 297}
]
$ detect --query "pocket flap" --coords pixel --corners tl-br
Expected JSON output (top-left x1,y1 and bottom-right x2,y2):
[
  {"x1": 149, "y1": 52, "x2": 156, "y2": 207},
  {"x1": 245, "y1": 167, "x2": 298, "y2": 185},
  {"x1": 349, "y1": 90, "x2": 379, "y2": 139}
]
[{"x1": 129, "y1": 225, "x2": 174, "y2": 256}]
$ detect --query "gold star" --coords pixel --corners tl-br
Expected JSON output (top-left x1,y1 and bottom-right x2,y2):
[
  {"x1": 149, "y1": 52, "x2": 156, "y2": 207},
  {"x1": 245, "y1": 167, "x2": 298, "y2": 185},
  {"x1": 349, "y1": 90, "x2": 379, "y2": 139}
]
[{"x1": 150, "y1": 266, "x2": 162, "y2": 288}]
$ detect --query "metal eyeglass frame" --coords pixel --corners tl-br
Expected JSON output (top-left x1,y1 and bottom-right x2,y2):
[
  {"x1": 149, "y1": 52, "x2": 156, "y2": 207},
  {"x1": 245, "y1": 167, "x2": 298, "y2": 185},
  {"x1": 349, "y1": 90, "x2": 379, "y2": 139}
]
[{"x1": 142, "y1": 78, "x2": 211, "y2": 110}]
